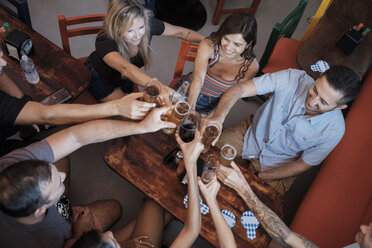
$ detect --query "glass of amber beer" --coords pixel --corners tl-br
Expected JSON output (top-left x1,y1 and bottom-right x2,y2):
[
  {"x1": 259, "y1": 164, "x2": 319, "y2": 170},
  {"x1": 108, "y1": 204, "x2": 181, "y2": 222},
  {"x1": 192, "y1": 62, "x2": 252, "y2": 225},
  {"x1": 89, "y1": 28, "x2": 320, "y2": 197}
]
[
  {"x1": 201, "y1": 122, "x2": 221, "y2": 153},
  {"x1": 162, "y1": 100, "x2": 190, "y2": 134},
  {"x1": 219, "y1": 144, "x2": 237, "y2": 167},
  {"x1": 143, "y1": 79, "x2": 162, "y2": 104}
]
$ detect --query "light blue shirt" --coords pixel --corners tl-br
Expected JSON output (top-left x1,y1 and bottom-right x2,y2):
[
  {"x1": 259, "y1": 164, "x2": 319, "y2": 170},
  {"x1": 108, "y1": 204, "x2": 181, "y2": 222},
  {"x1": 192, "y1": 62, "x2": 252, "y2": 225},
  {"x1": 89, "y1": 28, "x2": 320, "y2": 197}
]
[{"x1": 242, "y1": 69, "x2": 345, "y2": 171}]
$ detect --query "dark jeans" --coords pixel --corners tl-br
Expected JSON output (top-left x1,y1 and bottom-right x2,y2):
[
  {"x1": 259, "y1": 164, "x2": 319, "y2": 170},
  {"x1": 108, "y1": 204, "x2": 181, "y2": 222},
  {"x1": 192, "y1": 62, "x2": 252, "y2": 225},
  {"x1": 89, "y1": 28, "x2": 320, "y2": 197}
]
[{"x1": 174, "y1": 73, "x2": 220, "y2": 115}]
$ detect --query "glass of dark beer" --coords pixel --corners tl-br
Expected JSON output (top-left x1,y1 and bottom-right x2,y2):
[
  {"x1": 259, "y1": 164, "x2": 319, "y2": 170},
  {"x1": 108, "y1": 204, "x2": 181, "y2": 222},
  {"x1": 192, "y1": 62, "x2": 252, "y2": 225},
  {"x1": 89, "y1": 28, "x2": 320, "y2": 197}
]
[{"x1": 179, "y1": 114, "x2": 199, "y2": 143}]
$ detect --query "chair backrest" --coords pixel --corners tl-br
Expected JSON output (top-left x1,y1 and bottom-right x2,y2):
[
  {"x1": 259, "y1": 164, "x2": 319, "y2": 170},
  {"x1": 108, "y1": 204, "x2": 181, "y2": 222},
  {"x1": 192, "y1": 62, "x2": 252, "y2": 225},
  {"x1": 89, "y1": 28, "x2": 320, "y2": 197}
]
[
  {"x1": 169, "y1": 40, "x2": 199, "y2": 88},
  {"x1": 0, "y1": 0, "x2": 32, "y2": 27},
  {"x1": 58, "y1": 14, "x2": 105, "y2": 63},
  {"x1": 259, "y1": 0, "x2": 308, "y2": 71}
]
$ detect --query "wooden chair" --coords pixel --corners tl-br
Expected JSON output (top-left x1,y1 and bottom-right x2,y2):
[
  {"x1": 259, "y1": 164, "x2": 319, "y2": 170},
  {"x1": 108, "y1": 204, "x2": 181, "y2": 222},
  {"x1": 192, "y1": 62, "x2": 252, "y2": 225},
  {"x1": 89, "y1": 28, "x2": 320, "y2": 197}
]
[
  {"x1": 0, "y1": 0, "x2": 32, "y2": 27},
  {"x1": 58, "y1": 14, "x2": 105, "y2": 63},
  {"x1": 212, "y1": 0, "x2": 261, "y2": 25},
  {"x1": 58, "y1": 14, "x2": 140, "y2": 104},
  {"x1": 168, "y1": 40, "x2": 199, "y2": 89},
  {"x1": 259, "y1": 0, "x2": 309, "y2": 75}
]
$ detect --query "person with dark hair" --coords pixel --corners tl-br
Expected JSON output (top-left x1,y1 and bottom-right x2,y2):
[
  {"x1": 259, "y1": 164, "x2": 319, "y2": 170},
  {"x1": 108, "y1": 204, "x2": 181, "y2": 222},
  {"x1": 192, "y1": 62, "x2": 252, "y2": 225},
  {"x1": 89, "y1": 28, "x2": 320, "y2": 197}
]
[
  {"x1": 174, "y1": 12, "x2": 259, "y2": 115},
  {"x1": 0, "y1": 54, "x2": 157, "y2": 157},
  {"x1": 71, "y1": 130, "x2": 203, "y2": 248},
  {"x1": 0, "y1": 106, "x2": 176, "y2": 248},
  {"x1": 86, "y1": 0, "x2": 204, "y2": 104},
  {"x1": 205, "y1": 65, "x2": 361, "y2": 195}
]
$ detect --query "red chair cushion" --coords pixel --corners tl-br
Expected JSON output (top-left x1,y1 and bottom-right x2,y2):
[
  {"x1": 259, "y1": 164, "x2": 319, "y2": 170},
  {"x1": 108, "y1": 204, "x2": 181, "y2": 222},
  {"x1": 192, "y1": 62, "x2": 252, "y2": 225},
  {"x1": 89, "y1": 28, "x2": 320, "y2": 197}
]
[{"x1": 262, "y1": 38, "x2": 303, "y2": 74}]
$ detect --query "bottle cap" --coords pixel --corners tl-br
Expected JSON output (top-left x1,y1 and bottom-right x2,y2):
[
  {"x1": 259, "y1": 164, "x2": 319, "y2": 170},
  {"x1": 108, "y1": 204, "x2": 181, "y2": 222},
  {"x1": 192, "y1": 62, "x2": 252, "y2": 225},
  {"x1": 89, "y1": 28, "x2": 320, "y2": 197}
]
[{"x1": 21, "y1": 55, "x2": 28, "y2": 61}]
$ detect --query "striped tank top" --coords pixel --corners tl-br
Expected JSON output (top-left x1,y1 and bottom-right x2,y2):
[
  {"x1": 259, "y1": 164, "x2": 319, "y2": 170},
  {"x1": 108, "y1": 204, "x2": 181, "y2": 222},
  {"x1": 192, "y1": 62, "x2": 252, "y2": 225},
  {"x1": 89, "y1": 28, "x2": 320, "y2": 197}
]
[{"x1": 200, "y1": 44, "x2": 253, "y2": 98}]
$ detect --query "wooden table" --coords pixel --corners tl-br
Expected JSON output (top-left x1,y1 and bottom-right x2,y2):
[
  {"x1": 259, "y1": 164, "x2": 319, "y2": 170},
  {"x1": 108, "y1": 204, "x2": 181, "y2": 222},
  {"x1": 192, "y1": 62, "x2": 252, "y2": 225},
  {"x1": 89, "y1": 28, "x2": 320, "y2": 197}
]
[
  {"x1": 103, "y1": 132, "x2": 283, "y2": 247},
  {"x1": 297, "y1": 0, "x2": 372, "y2": 79},
  {"x1": 0, "y1": 7, "x2": 90, "y2": 101}
]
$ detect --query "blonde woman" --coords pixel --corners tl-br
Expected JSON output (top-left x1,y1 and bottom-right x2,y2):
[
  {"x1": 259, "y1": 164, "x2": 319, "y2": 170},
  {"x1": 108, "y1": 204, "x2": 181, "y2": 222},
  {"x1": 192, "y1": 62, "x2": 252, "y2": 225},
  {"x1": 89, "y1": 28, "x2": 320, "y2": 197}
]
[{"x1": 85, "y1": 0, "x2": 204, "y2": 105}]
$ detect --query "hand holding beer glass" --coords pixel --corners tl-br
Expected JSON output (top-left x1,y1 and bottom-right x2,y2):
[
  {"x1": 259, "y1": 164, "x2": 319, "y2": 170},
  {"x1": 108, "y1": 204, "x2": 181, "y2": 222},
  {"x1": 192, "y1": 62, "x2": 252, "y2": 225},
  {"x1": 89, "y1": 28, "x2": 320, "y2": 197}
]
[
  {"x1": 179, "y1": 114, "x2": 199, "y2": 143},
  {"x1": 143, "y1": 79, "x2": 162, "y2": 105},
  {"x1": 219, "y1": 144, "x2": 237, "y2": 167},
  {"x1": 201, "y1": 154, "x2": 219, "y2": 184},
  {"x1": 201, "y1": 122, "x2": 221, "y2": 153},
  {"x1": 162, "y1": 100, "x2": 190, "y2": 134}
]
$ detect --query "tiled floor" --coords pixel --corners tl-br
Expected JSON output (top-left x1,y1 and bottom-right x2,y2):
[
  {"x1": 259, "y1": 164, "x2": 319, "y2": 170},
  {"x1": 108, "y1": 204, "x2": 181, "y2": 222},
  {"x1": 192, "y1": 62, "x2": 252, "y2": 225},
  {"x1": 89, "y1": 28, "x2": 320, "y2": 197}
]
[{"x1": 20, "y1": 0, "x2": 321, "y2": 247}]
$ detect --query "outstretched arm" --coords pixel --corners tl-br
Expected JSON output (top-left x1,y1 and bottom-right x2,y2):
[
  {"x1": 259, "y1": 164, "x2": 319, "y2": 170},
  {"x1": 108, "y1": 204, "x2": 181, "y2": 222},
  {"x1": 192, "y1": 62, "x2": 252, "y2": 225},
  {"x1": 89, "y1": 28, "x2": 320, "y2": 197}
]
[
  {"x1": 45, "y1": 106, "x2": 176, "y2": 161},
  {"x1": 187, "y1": 39, "x2": 214, "y2": 109},
  {"x1": 162, "y1": 22, "x2": 205, "y2": 43},
  {"x1": 0, "y1": 72, "x2": 24, "y2": 99},
  {"x1": 257, "y1": 158, "x2": 312, "y2": 181},
  {"x1": 210, "y1": 79, "x2": 258, "y2": 128},
  {"x1": 103, "y1": 52, "x2": 173, "y2": 105},
  {"x1": 15, "y1": 92, "x2": 155, "y2": 125},
  {"x1": 218, "y1": 162, "x2": 318, "y2": 248},
  {"x1": 171, "y1": 130, "x2": 204, "y2": 248},
  {"x1": 198, "y1": 177, "x2": 236, "y2": 248}
]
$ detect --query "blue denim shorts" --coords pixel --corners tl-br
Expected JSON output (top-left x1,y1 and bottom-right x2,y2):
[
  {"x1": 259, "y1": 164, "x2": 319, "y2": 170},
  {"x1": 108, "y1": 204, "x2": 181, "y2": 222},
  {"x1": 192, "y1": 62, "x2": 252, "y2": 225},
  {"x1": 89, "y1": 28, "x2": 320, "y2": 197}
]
[
  {"x1": 174, "y1": 73, "x2": 220, "y2": 115},
  {"x1": 85, "y1": 57, "x2": 134, "y2": 100}
]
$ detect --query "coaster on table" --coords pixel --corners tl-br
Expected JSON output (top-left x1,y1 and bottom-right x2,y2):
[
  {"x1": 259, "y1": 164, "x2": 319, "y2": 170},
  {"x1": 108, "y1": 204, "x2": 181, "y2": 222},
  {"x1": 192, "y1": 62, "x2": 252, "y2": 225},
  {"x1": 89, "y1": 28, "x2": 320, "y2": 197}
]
[
  {"x1": 241, "y1": 211, "x2": 260, "y2": 240},
  {"x1": 311, "y1": 60, "x2": 330, "y2": 73},
  {"x1": 221, "y1": 209, "x2": 236, "y2": 229},
  {"x1": 183, "y1": 194, "x2": 209, "y2": 215}
]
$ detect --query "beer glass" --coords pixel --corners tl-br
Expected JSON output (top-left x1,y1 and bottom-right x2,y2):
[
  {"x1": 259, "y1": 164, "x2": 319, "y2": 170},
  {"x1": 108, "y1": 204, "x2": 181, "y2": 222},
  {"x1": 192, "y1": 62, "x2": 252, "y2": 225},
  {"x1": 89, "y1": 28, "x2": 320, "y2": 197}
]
[
  {"x1": 219, "y1": 144, "x2": 237, "y2": 167},
  {"x1": 201, "y1": 154, "x2": 219, "y2": 184},
  {"x1": 162, "y1": 100, "x2": 190, "y2": 134},
  {"x1": 201, "y1": 122, "x2": 221, "y2": 153},
  {"x1": 179, "y1": 114, "x2": 199, "y2": 143},
  {"x1": 143, "y1": 79, "x2": 161, "y2": 104}
]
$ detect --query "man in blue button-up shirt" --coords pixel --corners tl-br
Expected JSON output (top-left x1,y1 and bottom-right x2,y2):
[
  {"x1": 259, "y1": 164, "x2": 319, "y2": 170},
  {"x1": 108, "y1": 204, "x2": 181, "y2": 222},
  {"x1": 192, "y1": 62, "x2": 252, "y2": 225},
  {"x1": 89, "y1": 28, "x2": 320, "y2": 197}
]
[{"x1": 209, "y1": 66, "x2": 361, "y2": 194}]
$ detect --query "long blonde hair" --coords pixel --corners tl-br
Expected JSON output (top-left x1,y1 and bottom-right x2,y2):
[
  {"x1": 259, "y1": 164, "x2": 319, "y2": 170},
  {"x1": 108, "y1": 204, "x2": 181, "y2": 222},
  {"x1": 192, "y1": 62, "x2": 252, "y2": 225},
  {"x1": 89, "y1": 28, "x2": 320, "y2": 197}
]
[{"x1": 101, "y1": 0, "x2": 151, "y2": 67}]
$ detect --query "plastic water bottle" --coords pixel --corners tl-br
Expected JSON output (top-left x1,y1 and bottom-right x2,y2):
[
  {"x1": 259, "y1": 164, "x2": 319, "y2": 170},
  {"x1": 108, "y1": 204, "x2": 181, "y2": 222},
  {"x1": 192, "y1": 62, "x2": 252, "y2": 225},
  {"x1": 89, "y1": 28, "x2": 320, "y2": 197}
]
[
  {"x1": 20, "y1": 55, "x2": 39, "y2": 84},
  {"x1": 171, "y1": 80, "x2": 190, "y2": 104}
]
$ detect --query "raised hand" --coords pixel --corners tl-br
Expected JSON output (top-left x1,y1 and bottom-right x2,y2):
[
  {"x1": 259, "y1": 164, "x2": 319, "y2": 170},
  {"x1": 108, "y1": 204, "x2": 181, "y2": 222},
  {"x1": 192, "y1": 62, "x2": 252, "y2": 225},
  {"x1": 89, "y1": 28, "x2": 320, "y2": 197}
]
[
  {"x1": 175, "y1": 129, "x2": 204, "y2": 166},
  {"x1": 217, "y1": 161, "x2": 250, "y2": 193},
  {"x1": 140, "y1": 106, "x2": 176, "y2": 133},
  {"x1": 115, "y1": 92, "x2": 156, "y2": 120}
]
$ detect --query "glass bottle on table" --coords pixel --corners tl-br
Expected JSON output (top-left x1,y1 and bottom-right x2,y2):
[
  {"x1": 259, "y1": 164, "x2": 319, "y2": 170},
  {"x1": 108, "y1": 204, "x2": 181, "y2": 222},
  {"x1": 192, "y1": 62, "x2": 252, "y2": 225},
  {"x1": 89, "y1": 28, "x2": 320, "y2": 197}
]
[{"x1": 171, "y1": 80, "x2": 190, "y2": 104}]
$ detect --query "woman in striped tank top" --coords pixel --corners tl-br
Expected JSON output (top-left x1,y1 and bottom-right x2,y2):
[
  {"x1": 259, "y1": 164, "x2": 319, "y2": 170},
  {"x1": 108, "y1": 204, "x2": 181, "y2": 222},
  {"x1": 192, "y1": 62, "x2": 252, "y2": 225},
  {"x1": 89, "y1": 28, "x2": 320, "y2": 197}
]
[{"x1": 175, "y1": 12, "x2": 259, "y2": 115}]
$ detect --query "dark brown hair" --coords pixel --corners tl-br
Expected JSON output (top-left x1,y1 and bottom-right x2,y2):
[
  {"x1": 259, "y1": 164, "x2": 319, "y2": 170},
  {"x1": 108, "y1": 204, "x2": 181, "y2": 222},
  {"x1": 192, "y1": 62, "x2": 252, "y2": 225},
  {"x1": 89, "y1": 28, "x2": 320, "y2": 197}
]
[{"x1": 208, "y1": 12, "x2": 257, "y2": 60}]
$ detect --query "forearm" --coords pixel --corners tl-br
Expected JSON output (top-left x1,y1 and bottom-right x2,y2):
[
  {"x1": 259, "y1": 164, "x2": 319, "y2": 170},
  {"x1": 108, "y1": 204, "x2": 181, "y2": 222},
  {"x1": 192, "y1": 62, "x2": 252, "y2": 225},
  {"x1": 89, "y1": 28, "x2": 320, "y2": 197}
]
[
  {"x1": 103, "y1": 52, "x2": 152, "y2": 88},
  {"x1": 45, "y1": 119, "x2": 147, "y2": 161},
  {"x1": 188, "y1": 76, "x2": 203, "y2": 108},
  {"x1": 212, "y1": 82, "x2": 252, "y2": 123},
  {"x1": 171, "y1": 160, "x2": 201, "y2": 247},
  {"x1": 15, "y1": 101, "x2": 120, "y2": 125},
  {"x1": 181, "y1": 29, "x2": 205, "y2": 43},
  {"x1": 258, "y1": 159, "x2": 312, "y2": 181},
  {"x1": 184, "y1": 159, "x2": 201, "y2": 235},
  {"x1": 0, "y1": 73, "x2": 24, "y2": 98},
  {"x1": 238, "y1": 185, "x2": 292, "y2": 246},
  {"x1": 207, "y1": 199, "x2": 236, "y2": 248}
]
